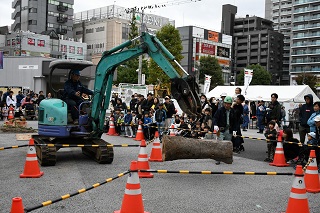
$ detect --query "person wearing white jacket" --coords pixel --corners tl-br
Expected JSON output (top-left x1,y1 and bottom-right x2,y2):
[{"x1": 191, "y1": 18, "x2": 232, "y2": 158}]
[{"x1": 6, "y1": 91, "x2": 16, "y2": 107}]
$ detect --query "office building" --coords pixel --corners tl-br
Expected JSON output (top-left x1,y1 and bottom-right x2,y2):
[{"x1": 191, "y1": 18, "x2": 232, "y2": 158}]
[
  {"x1": 233, "y1": 16, "x2": 284, "y2": 84},
  {"x1": 177, "y1": 26, "x2": 232, "y2": 84},
  {"x1": 266, "y1": 0, "x2": 320, "y2": 84},
  {"x1": 11, "y1": 0, "x2": 74, "y2": 38},
  {"x1": 73, "y1": 5, "x2": 174, "y2": 63}
]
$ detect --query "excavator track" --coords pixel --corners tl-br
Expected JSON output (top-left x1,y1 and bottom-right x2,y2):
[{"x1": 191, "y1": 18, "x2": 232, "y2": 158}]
[
  {"x1": 33, "y1": 136, "x2": 57, "y2": 166},
  {"x1": 81, "y1": 138, "x2": 114, "y2": 164},
  {"x1": 32, "y1": 135, "x2": 113, "y2": 166}
]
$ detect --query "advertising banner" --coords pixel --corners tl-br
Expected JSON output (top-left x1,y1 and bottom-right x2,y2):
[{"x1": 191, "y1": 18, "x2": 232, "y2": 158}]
[
  {"x1": 201, "y1": 43, "x2": 215, "y2": 55},
  {"x1": 37, "y1": 40, "x2": 45, "y2": 47},
  {"x1": 217, "y1": 46, "x2": 230, "y2": 58},
  {"x1": 244, "y1": 68, "x2": 254, "y2": 95},
  {"x1": 203, "y1": 75, "x2": 212, "y2": 95},
  {"x1": 28, "y1": 38, "x2": 35, "y2": 45},
  {"x1": 208, "y1": 31, "x2": 219, "y2": 42},
  {"x1": 69, "y1": 46, "x2": 75, "y2": 54}
]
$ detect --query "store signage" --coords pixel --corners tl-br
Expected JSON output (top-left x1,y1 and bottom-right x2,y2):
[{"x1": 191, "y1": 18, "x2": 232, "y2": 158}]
[
  {"x1": 18, "y1": 65, "x2": 39, "y2": 70},
  {"x1": 201, "y1": 43, "x2": 215, "y2": 55}
]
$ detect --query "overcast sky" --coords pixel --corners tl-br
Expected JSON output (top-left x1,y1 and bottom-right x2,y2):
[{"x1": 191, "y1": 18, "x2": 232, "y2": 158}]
[{"x1": 0, "y1": 0, "x2": 265, "y2": 32}]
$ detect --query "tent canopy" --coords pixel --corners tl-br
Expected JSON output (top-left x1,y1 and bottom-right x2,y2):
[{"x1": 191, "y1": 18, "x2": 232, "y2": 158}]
[{"x1": 206, "y1": 85, "x2": 319, "y2": 103}]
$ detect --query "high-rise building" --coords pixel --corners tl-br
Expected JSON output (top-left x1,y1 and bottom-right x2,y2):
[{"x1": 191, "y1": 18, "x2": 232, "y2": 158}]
[
  {"x1": 11, "y1": 0, "x2": 74, "y2": 38},
  {"x1": 233, "y1": 16, "x2": 284, "y2": 85},
  {"x1": 221, "y1": 4, "x2": 237, "y2": 36},
  {"x1": 265, "y1": 0, "x2": 320, "y2": 84}
]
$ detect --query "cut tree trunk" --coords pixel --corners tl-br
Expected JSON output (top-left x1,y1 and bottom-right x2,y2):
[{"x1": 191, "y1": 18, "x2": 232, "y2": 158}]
[{"x1": 162, "y1": 135, "x2": 233, "y2": 164}]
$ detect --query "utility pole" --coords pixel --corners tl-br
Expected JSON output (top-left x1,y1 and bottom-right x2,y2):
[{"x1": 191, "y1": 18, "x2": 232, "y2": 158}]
[{"x1": 138, "y1": 9, "x2": 145, "y2": 84}]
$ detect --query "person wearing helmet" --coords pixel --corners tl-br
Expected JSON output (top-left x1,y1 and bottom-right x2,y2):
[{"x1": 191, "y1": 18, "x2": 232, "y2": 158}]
[{"x1": 213, "y1": 95, "x2": 237, "y2": 164}]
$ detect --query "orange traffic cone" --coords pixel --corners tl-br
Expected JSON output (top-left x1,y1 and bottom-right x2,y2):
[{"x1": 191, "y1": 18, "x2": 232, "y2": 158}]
[
  {"x1": 114, "y1": 161, "x2": 149, "y2": 213},
  {"x1": 269, "y1": 141, "x2": 289, "y2": 167},
  {"x1": 304, "y1": 150, "x2": 320, "y2": 193},
  {"x1": 20, "y1": 139, "x2": 44, "y2": 178},
  {"x1": 277, "y1": 129, "x2": 284, "y2": 142},
  {"x1": 169, "y1": 124, "x2": 175, "y2": 136},
  {"x1": 283, "y1": 165, "x2": 309, "y2": 213},
  {"x1": 149, "y1": 134, "x2": 163, "y2": 162},
  {"x1": 10, "y1": 197, "x2": 24, "y2": 213},
  {"x1": 134, "y1": 124, "x2": 144, "y2": 141},
  {"x1": 138, "y1": 140, "x2": 153, "y2": 178},
  {"x1": 8, "y1": 107, "x2": 14, "y2": 120},
  {"x1": 107, "y1": 117, "x2": 118, "y2": 136}
]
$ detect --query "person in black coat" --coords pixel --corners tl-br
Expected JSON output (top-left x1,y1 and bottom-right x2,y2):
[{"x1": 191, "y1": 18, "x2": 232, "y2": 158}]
[
  {"x1": 63, "y1": 70, "x2": 93, "y2": 124},
  {"x1": 232, "y1": 95, "x2": 245, "y2": 153}
]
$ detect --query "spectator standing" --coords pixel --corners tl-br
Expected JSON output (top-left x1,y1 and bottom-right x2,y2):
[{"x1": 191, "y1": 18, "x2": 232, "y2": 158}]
[
  {"x1": 232, "y1": 95, "x2": 245, "y2": 153},
  {"x1": 299, "y1": 94, "x2": 314, "y2": 143},
  {"x1": 164, "y1": 95, "x2": 175, "y2": 130},
  {"x1": 136, "y1": 94, "x2": 146, "y2": 115},
  {"x1": 232, "y1": 87, "x2": 242, "y2": 102},
  {"x1": 2, "y1": 88, "x2": 10, "y2": 105},
  {"x1": 256, "y1": 100, "x2": 266, "y2": 133},
  {"x1": 242, "y1": 100, "x2": 249, "y2": 131},
  {"x1": 115, "y1": 98, "x2": 127, "y2": 113},
  {"x1": 154, "y1": 103, "x2": 166, "y2": 139},
  {"x1": 46, "y1": 93, "x2": 52, "y2": 99},
  {"x1": 2, "y1": 103, "x2": 8, "y2": 121},
  {"x1": 124, "y1": 109, "x2": 133, "y2": 137},
  {"x1": 281, "y1": 106, "x2": 286, "y2": 126},
  {"x1": 129, "y1": 95, "x2": 137, "y2": 113},
  {"x1": 201, "y1": 108, "x2": 213, "y2": 130},
  {"x1": 15, "y1": 91, "x2": 24, "y2": 108},
  {"x1": 143, "y1": 111, "x2": 152, "y2": 140},
  {"x1": 141, "y1": 93, "x2": 154, "y2": 114},
  {"x1": 37, "y1": 91, "x2": 45, "y2": 105},
  {"x1": 218, "y1": 93, "x2": 227, "y2": 109},
  {"x1": 116, "y1": 112, "x2": 125, "y2": 135},
  {"x1": 6, "y1": 91, "x2": 16, "y2": 107},
  {"x1": 307, "y1": 102, "x2": 320, "y2": 136},
  {"x1": 208, "y1": 97, "x2": 218, "y2": 118},
  {"x1": 269, "y1": 93, "x2": 282, "y2": 126}
]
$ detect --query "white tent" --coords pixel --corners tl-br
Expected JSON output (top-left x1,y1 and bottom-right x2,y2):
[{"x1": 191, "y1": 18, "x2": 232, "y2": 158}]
[{"x1": 206, "y1": 85, "x2": 319, "y2": 103}]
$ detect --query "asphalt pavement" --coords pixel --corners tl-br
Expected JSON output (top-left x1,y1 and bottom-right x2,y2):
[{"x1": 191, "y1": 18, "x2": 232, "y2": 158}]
[{"x1": 0, "y1": 121, "x2": 318, "y2": 213}]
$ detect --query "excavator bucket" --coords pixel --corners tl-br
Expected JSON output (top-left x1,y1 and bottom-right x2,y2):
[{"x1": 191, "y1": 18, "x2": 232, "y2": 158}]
[{"x1": 171, "y1": 76, "x2": 201, "y2": 118}]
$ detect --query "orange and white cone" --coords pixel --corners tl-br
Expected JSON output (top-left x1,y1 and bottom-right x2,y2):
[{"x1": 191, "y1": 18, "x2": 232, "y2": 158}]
[
  {"x1": 10, "y1": 197, "x2": 24, "y2": 213},
  {"x1": 169, "y1": 124, "x2": 175, "y2": 136},
  {"x1": 269, "y1": 141, "x2": 289, "y2": 167},
  {"x1": 107, "y1": 117, "x2": 118, "y2": 136},
  {"x1": 304, "y1": 150, "x2": 320, "y2": 193},
  {"x1": 114, "y1": 161, "x2": 149, "y2": 213},
  {"x1": 8, "y1": 107, "x2": 14, "y2": 120},
  {"x1": 134, "y1": 124, "x2": 144, "y2": 141},
  {"x1": 283, "y1": 165, "x2": 309, "y2": 213},
  {"x1": 138, "y1": 140, "x2": 153, "y2": 178},
  {"x1": 20, "y1": 139, "x2": 44, "y2": 178},
  {"x1": 149, "y1": 134, "x2": 163, "y2": 162}
]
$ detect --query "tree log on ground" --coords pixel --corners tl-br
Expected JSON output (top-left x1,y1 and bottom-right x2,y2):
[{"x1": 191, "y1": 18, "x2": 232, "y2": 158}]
[{"x1": 162, "y1": 135, "x2": 233, "y2": 164}]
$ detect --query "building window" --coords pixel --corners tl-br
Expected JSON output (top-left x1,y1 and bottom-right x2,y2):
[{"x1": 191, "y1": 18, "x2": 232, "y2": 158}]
[
  {"x1": 77, "y1": 47, "x2": 83, "y2": 55},
  {"x1": 96, "y1": 26, "x2": 105, "y2": 32},
  {"x1": 76, "y1": 31, "x2": 83, "y2": 35},
  {"x1": 85, "y1": 28, "x2": 94, "y2": 34},
  {"x1": 69, "y1": 46, "x2": 75, "y2": 54},
  {"x1": 47, "y1": 23, "x2": 54, "y2": 28},
  {"x1": 60, "y1": 44, "x2": 67, "y2": 52},
  {"x1": 28, "y1": 20, "x2": 37, "y2": 25},
  {"x1": 29, "y1": 8, "x2": 37, "y2": 13}
]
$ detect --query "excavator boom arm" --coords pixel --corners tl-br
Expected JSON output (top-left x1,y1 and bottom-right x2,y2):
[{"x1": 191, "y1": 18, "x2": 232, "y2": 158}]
[{"x1": 91, "y1": 32, "x2": 201, "y2": 137}]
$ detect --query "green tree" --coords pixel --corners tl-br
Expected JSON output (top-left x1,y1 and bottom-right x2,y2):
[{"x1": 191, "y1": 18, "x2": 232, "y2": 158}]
[
  {"x1": 296, "y1": 73, "x2": 317, "y2": 93},
  {"x1": 236, "y1": 64, "x2": 271, "y2": 85},
  {"x1": 114, "y1": 11, "x2": 144, "y2": 85},
  {"x1": 147, "y1": 24, "x2": 183, "y2": 85},
  {"x1": 198, "y1": 55, "x2": 224, "y2": 90}
]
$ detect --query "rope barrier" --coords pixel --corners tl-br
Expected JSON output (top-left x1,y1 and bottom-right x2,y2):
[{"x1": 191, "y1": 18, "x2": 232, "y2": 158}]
[
  {"x1": 303, "y1": 157, "x2": 312, "y2": 171},
  {"x1": 24, "y1": 170, "x2": 130, "y2": 212},
  {"x1": 135, "y1": 170, "x2": 294, "y2": 176},
  {"x1": 0, "y1": 144, "x2": 29, "y2": 150}
]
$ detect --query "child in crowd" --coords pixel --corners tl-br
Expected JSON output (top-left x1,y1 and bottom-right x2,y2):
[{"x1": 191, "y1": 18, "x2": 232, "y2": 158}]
[
  {"x1": 124, "y1": 109, "x2": 133, "y2": 137},
  {"x1": 116, "y1": 112, "x2": 124, "y2": 135},
  {"x1": 131, "y1": 111, "x2": 138, "y2": 137},
  {"x1": 191, "y1": 121, "x2": 202, "y2": 138},
  {"x1": 2, "y1": 103, "x2": 8, "y2": 121},
  {"x1": 201, "y1": 108, "x2": 213, "y2": 130},
  {"x1": 264, "y1": 121, "x2": 277, "y2": 162},
  {"x1": 204, "y1": 125, "x2": 215, "y2": 139},
  {"x1": 143, "y1": 111, "x2": 152, "y2": 140}
]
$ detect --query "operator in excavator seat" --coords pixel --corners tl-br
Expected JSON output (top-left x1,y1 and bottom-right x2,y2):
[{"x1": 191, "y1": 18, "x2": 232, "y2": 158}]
[{"x1": 63, "y1": 70, "x2": 93, "y2": 124}]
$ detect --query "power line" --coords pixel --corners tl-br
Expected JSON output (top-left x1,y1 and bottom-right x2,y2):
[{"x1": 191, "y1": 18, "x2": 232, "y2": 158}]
[{"x1": 124, "y1": 0, "x2": 202, "y2": 14}]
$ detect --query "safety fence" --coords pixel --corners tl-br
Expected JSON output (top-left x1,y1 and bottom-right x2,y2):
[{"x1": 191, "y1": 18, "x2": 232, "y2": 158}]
[
  {"x1": 24, "y1": 171, "x2": 130, "y2": 212},
  {"x1": 0, "y1": 144, "x2": 29, "y2": 150}
]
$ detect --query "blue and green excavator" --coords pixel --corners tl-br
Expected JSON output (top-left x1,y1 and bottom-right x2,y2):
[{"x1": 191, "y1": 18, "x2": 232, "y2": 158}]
[{"x1": 33, "y1": 32, "x2": 201, "y2": 166}]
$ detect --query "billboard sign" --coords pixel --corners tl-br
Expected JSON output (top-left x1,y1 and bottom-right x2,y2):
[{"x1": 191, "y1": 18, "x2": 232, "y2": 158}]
[
  {"x1": 208, "y1": 31, "x2": 219, "y2": 42},
  {"x1": 217, "y1": 46, "x2": 230, "y2": 58},
  {"x1": 201, "y1": 43, "x2": 215, "y2": 55}
]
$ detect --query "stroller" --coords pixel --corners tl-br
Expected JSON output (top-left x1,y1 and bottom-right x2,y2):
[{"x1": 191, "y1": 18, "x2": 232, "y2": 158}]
[{"x1": 24, "y1": 103, "x2": 36, "y2": 120}]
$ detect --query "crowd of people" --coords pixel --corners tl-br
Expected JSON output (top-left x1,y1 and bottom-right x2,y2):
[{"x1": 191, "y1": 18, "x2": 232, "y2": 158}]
[{"x1": 0, "y1": 88, "x2": 52, "y2": 121}]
